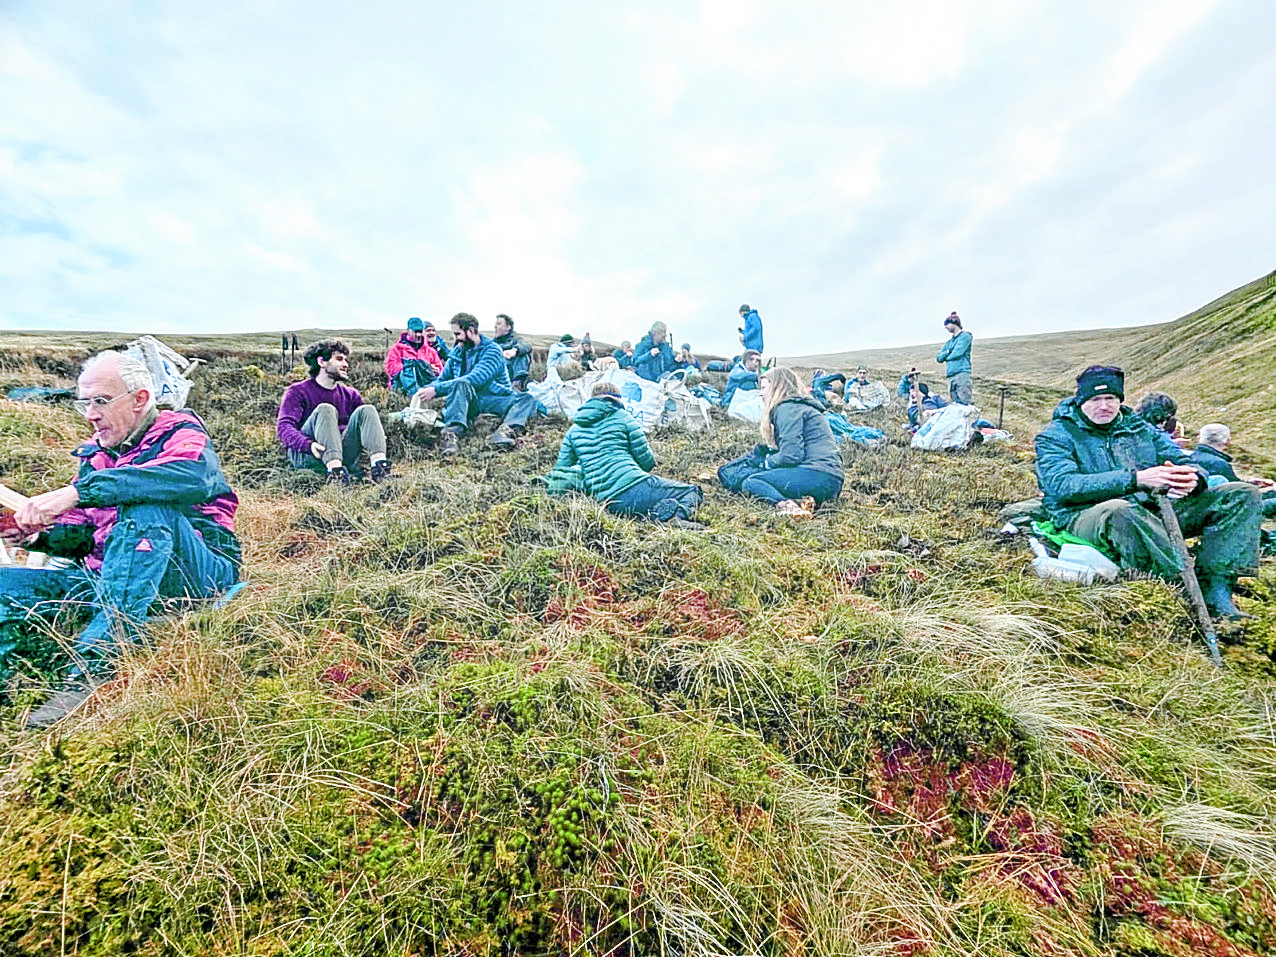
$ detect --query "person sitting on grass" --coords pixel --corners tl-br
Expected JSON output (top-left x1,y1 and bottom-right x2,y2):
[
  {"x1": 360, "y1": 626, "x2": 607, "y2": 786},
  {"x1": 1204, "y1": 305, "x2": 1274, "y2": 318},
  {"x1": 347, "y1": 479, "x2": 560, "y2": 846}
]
[
  {"x1": 1, "y1": 350, "x2": 241, "y2": 727},
  {"x1": 634, "y1": 321, "x2": 676, "y2": 382},
  {"x1": 721, "y1": 350, "x2": 762, "y2": 407},
  {"x1": 844, "y1": 366, "x2": 890, "y2": 412},
  {"x1": 384, "y1": 317, "x2": 443, "y2": 396},
  {"x1": 414, "y1": 313, "x2": 542, "y2": 458},
  {"x1": 612, "y1": 341, "x2": 636, "y2": 370},
  {"x1": 493, "y1": 313, "x2": 532, "y2": 391},
  {"x1": 904, "y1": 377, "x2": 947, "y2": 431},
  {"x1": 722, "y1": 367, "x2": 844, "y2": 517},
  {"x1": 545, "y1": 382, "x2": 703, "y2": 525},
  {"x1": 1134, "y1": 391, "x2": 1188, "y2": 447},
  {"x1": 547, "y1": 334, "x2": 577, "y2": 370},
  {"x1": 278, "y1": 339, "x2": 392, "y2": 485},
  {"x1": 1034, "y1": 365, "x2": 1261, "y2": 619},
  {"x1": 674, "y1": 343, "x2": 702, "y2": 372},
  {"x1": 1192, "y1": 423, "x2": 1276, "y2": 517},
  {"x1": 424, "y1": 320, "x2": 450, "y2": 364}
]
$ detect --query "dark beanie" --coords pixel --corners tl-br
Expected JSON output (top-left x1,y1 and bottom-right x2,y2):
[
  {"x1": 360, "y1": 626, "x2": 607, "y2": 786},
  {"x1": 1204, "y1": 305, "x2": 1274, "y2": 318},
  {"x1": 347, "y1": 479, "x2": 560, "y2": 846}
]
[
  {"x1": 739, "y1": 303, "x2": 751, "y2": 314},
  {"x1": 1075, "y1": 365, "x2": 1125, "y2": 401},
  {"x1": 944, "y1": 312, "x2": 961, "y2": 328},
  {"x1": 560, "y1": 333, "x2": 574, "y2": 343}
]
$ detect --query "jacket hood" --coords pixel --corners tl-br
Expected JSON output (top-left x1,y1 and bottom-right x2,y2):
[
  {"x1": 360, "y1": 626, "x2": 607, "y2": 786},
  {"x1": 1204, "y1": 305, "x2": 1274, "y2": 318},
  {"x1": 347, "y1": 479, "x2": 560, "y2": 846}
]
[
  {"x1": 779, "y1": 395, "x2": 827, "y2": 414},
  {"x1": 574, "y1": 396, "x2": 624, "y2": 427}
]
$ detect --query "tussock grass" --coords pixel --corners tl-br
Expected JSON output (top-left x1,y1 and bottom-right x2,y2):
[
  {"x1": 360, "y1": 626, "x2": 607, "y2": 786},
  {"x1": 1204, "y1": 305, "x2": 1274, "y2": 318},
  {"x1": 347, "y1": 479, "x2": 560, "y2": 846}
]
[{"x1": 1, "y1": 340, "x2": 1276, "y2": 954}]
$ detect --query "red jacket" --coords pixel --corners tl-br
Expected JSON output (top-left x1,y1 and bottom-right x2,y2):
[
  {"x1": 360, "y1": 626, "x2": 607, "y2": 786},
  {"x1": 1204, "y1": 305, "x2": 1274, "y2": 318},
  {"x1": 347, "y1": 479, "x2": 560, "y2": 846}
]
[{"x1": 385, "y1": 334, "x2": 442, "y2": 385}]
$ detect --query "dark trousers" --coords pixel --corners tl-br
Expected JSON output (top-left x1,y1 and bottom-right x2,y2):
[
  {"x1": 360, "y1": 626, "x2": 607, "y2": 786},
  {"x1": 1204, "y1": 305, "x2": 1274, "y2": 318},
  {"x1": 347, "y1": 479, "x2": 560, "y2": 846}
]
[
  {"x1": 1067, "y1": 482, "x2": 1261, "y2": 579},
  {"x1": 443, "y1": 382, "x2": 540, "y2": 433},
  {"x1": 741, "y1": 467, "x2": 843, "y2": 505},
  {"x1": 0, "y1": 504, "x2": 238, "y2": 674},
  {"x1": 606, "y1": 476, "x2": 703, "y2": 522}
]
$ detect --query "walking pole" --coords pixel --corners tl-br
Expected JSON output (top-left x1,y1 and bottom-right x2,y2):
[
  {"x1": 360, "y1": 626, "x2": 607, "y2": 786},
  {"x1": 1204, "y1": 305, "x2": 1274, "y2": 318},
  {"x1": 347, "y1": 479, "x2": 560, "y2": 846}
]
[
  {"x1": 1156, "y1": 490, "x2": 1223, "y2": 668},
  {"x1": 998, "y1": 386, "x2": 1010, "y2": 430},
  {"x1": 281, "y1": 334, "x2": 288, "y2": 373}
]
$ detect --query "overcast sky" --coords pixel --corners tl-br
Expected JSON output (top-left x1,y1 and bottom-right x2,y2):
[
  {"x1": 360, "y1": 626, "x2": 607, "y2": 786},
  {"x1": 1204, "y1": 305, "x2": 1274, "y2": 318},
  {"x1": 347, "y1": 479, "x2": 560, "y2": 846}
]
[{"x1": 2, "y1": 0, "x2": 1274, "y2": 355}]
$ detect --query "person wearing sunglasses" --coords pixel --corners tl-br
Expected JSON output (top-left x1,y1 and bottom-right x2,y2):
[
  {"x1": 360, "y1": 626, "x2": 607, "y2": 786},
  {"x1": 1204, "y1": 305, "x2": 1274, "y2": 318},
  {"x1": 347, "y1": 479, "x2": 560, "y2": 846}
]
[{"x1": 2, "y1": 350, "x2": 241, "y2": 727}]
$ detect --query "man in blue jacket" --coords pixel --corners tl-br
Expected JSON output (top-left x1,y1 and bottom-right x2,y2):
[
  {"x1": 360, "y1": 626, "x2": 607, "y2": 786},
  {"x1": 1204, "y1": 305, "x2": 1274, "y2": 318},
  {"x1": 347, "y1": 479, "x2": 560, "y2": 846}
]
[
  {"x1": 936, "y1": 312, "x2": 973, "y2": 404},
  {"x1": 414, "y1": 313, "x2": 541, "y2": 457},
  {"x1": 721, "y1": 350, "x2": 762, "y2": 407},
  {"x1": 738, "y1": 304, "x2": 764, "y2": 354},
  {"x1": 634, "y1": 321, "x2": 676, "y2": 382},
  {"x1": 1035, "y1": 365, "x2": 1260, "y2": 619}
]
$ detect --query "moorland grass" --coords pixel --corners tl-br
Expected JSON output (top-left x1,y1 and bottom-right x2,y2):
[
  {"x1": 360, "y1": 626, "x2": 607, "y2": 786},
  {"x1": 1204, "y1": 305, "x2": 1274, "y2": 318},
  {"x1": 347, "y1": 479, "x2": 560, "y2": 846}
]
[{"x1": 0, "y1": 338, "x2": 1274, "y2": 955}]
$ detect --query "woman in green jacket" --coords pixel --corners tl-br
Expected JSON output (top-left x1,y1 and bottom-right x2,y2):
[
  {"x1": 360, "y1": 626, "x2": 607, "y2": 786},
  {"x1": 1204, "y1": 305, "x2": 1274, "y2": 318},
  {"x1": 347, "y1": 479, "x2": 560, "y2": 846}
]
[{"x1": 548, "y1": 382, "x2": 702, "y2": 522}]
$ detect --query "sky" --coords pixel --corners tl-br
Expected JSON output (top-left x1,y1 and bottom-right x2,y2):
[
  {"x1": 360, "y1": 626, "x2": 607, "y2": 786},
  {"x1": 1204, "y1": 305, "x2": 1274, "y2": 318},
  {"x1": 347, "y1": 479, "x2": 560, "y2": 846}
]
[{"x1": 2, "y1": 0, "x2": 1274, "y2": 356}]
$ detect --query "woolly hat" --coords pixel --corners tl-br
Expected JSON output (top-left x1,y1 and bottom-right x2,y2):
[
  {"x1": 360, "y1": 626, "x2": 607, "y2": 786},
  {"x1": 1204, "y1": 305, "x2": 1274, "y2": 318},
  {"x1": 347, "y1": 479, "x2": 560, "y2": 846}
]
[
  {"x1": 423, "y1": 320, "x2": 436, "y2": 331},
  {"x1": 739, "y1": 304, "x2": 751, "y2": 314},
  {"x1": 560, "y1": 333, "x2": 575, "y2": 343},
  {"x1": 406, "y1": 317, "x2": 424, "y2": 332},
  {"x1": 1075, "y1": 365, "x2": 1125, "y2": 402},
  {"x1": 944, "y1": 312, "x2": 961, "y2": 328},
  {"x1": 680, "y1": 343, "x2": 691, "y2": 351}
]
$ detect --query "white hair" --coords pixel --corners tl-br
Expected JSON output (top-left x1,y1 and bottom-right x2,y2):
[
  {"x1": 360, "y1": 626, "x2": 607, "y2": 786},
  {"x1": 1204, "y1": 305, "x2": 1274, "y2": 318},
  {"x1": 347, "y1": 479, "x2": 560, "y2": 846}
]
[
  {"x1": 81, "y1": 351, "x2": 157, "y2": 412},
  {"x1": 1198, "y1": 423, "x2": 1231, "y2": 449}
]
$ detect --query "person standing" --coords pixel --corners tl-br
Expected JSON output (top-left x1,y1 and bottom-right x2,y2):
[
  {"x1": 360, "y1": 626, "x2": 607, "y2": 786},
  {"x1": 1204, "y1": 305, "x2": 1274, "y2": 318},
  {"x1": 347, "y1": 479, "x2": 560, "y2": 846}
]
[
  {"x1": 278, "y1": 339, "x2": 392, "y2": 484},
  {"x1": 738, "y1": 304, "x2": 764, "y2": 354},
  {"x1": 936, "y1": 312, "x2": 973, "y2": 404}
]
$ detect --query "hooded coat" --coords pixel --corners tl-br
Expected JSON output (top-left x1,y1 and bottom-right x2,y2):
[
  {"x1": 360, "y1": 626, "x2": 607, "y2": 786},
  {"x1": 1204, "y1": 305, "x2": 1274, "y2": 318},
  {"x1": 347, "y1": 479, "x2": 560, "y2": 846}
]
[
  {"x1": 634, "y1": 333, "x2": 676, "y2": 382},
  {"x1": 384, "y1": 333, "x2": 442, "y2": 390},
  {"x1": 1035, "y1": 397, "x2": 1203, "y2": 528},
  {"x1": 763, "y1": 396, "x2": 843, "y2": 477},
  {"x1": 550, "y1": 397, "x2": 655, "y2": 501}
]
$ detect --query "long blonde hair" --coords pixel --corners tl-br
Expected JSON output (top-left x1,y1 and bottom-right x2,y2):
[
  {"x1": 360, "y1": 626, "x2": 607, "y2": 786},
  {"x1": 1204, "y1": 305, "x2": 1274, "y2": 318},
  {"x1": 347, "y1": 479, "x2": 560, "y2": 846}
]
[{"x1": 760, "y1": 367, "x2": 803, "y2": 447}]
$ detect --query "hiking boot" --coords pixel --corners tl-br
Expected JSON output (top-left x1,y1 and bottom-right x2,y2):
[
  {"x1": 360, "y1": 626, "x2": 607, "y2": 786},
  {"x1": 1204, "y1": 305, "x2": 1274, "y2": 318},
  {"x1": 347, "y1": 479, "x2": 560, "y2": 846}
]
[
  {"x1": 326, "y1": 466, "x2": 353, "y2": 486},
  {"x1": 1201, "y1": 576, "x2": 1252, "y2": 620},
  {"x1": 370, "y1": 460, "x2": 393, "y2": 483},
  {"x1": 24, "y1": 679, "x2": 96, "y2": 729},
  {"x1": 440, "y1": 428, "x2": 461, "y2": 458},
  {"x1": 487, "y1": 424, "x2": 518, "y2": 450}
]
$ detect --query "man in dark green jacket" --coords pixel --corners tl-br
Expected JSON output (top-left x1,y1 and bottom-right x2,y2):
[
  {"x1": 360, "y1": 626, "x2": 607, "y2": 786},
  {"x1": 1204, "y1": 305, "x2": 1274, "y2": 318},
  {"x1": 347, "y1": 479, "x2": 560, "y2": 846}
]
[
  {"x1": 545, "y1": 382, "x2": 702, "y2": 523},
  {"x1": 1035, "y1": 365, "x2": 1261, "y2": 619},
  {"x1": 492, "y1": 313, "x2": 532, "y2": 391}
]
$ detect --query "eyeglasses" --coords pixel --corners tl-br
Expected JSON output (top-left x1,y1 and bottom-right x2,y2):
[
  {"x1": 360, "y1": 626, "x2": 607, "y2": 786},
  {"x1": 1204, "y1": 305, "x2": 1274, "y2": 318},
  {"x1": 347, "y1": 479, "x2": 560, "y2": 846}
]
[{"x1": 73, "y1": 392, "x2": 134, "y2": 417}]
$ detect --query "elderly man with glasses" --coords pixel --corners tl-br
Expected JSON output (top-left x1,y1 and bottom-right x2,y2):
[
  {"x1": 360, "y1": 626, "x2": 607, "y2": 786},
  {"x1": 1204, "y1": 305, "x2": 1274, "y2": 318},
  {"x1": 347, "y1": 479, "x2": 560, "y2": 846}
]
[{"x1": 1, "y1": 350, "x2": 240, "y2": 727}]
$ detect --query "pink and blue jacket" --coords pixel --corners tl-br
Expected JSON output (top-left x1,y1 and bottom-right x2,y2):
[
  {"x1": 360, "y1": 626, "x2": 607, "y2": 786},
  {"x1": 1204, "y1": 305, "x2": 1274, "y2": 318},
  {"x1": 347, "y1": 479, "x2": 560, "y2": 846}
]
[{"x1": 54, "y1": 409, "x2": 240, "y2": 572}]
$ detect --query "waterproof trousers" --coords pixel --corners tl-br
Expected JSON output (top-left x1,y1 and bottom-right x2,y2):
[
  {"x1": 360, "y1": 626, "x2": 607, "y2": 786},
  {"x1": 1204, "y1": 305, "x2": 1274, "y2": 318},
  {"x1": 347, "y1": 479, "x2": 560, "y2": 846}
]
[
  {"x1": 287, "y1": 403, "x2": 387, "y2": 473},
  {"x1": 1066, "y1": 482, "x2": 1261, "y2": 579},
  {"x1": 0, "y1": 504, "x2": 238, "y2": 675},
  {"x1": 606, "y1": 476, "x2": 703, "y2": 522}
]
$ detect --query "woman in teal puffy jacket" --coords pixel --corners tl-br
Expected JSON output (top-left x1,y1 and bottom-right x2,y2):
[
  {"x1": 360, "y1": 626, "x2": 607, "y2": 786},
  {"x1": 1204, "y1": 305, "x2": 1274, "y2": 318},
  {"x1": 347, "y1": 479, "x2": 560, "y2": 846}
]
[{"x1": 546, "y1": 382, "x2": 702, "y2": 522}]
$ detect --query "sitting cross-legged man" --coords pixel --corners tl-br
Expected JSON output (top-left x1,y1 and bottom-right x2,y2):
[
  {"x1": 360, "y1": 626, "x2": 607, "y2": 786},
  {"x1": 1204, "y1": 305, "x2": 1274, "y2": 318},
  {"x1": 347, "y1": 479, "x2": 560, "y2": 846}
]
[
  {"x1": 278, "y1": 339, "x2": 392, "y2": 485},
  {"x1": 1035, "y1": 365, "x2": 1261, "y2": 619},
  {"x1": 413, "y1": 313, "x2": 542, "y2": 457},
  {"x1": 1, "y1": 350, "x2": 241, "y2": 726}
]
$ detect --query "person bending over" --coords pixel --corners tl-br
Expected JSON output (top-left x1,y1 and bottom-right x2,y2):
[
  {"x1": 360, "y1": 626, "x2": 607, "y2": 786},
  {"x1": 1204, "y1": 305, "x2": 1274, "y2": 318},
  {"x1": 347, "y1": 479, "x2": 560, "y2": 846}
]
[{"x1": 546, "y1": 382, "x2": 703, "y2": 524}]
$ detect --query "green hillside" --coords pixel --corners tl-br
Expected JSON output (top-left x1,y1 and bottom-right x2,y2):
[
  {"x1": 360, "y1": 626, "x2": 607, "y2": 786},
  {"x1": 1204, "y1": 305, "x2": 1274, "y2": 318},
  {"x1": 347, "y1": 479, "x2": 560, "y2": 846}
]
[
  {"x1": 1, "y1": 286, "x2": 1276, "y2": 955},
  {"x1": 793, "y1": 268, "x2": 1276, "y2": 465}
]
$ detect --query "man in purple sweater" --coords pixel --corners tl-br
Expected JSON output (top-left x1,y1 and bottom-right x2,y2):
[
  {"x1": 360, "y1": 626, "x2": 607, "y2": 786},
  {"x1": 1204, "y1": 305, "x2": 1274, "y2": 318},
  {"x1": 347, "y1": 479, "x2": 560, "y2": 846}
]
[{"x1": 277, "y1": 339, "x2": 392, "y2": 485}]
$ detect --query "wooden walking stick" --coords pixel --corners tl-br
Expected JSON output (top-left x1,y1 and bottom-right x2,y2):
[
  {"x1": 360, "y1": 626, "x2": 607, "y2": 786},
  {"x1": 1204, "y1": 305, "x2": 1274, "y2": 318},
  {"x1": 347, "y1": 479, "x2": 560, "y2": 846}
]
[{"x1": 1155, "y1": 490, "x2": 1223, "y2": 668}]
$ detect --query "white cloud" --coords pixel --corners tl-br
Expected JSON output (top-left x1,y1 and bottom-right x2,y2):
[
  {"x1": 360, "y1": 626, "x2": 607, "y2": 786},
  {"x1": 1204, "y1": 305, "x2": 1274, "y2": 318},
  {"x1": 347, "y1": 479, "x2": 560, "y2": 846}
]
[{"x1": 1, "y1": 0, "x2": 1273, "y2": 358}]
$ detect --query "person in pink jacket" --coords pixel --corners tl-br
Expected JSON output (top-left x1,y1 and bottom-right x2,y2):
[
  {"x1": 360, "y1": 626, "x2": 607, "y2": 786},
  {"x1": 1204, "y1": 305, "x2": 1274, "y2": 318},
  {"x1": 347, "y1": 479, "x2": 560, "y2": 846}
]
[{"x1": 384, "y1": 317, "x2": 442, "y2": 395}]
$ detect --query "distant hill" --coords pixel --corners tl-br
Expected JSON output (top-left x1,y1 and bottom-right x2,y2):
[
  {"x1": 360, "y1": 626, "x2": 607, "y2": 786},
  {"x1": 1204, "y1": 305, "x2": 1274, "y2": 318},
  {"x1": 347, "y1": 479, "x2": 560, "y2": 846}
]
[{"x1": 790, "y1": 268, "x2": 1276, "y2": 465}]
